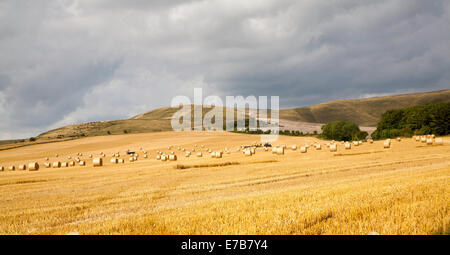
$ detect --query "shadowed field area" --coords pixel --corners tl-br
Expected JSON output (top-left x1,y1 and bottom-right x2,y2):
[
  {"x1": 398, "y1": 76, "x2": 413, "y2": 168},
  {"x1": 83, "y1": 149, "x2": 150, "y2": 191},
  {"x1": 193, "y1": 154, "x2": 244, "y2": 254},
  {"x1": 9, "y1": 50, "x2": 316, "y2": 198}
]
[{"x1": 0, "y1": 131, "x2": 448, "y2": 234}]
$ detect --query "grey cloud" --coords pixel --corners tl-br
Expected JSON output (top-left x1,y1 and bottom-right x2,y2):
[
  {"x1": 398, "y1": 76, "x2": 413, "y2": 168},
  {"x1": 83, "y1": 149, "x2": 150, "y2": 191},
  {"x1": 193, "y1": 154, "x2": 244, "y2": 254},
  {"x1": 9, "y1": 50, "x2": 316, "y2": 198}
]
[{"x1": 0, "y1": 0, "x2": 449, "y2": 139}]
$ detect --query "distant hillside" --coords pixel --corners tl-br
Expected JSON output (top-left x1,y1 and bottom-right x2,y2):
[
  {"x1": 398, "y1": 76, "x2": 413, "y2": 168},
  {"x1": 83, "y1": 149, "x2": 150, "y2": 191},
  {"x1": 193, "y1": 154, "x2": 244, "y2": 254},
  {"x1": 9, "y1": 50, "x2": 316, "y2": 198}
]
[
  {"x1": 38, "y1": 106, "x2": 244, "y2": 139},
  {"x1": 37, "y1": 90, "x2": 450, "y2": 140},
  {"x1": 280, "y1": 90, "x2": 450, "y2": 126}
]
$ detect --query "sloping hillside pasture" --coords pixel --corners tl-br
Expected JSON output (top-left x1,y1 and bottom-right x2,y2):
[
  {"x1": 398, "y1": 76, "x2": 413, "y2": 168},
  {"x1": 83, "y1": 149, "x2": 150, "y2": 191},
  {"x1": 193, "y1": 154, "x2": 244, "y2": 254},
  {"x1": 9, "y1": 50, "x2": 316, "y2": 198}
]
[
  {"x1": 35, "y1": 90, "x2": 450, "y2": 140},
  {"x1": 0, "y1": 131, "x2": 448, "y2": 234}
]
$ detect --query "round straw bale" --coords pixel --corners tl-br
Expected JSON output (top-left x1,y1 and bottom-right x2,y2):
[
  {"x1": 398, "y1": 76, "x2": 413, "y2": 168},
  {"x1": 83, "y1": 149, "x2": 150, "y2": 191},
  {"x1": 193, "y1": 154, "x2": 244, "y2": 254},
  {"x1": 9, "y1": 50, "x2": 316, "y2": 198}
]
[
  {"x1": 28, "y1": 162, "x2": 39, "y2": 171},
  {"x1": 276, "y1": 147, "x2": 284, "y2": 155},
  {"x1": 67, "y1": 156, "x2": 71, "y2": 159},
  {"x1": 52, "y1": 162, "x2": 61, "y2": 168},
  {"x1": 69, "y1": 161, "x2": 75, "y2": 167},
  {"x1": 215, "y1": 151, "x2": 223, "y2": 158},
  {"x1": 421, "y1": 137, "x2": 426, "y2": 143},
  {"x1": 161, "y1": 155, "x2": 168, "y2": 161},
  {"x1": 45, "y1": 157, "x2": 49, "y2": 161},
  {"x1": 18, "y1": 164, "x2": 26, "y2": 171},
  {"x1": 272, "y1": 147, "x2": 278, "y2": 154},
  {"x1": 9, "y1": 166, "x2": 15, "y2": 171},
  {"x1": 118, "y1": 159, "x2": 124, "y2": 163},
  {"x1": 435, "y1": 138, "x2": 443, "y2": 145},
  {"x1": 397, "y1": 137, "x2": 401, "y2": 142},
  {"x1": 329, "y1": 144, "x2": 337, "y2": 152},
  {"x1": 383, "y1": 140, "x2": 391, "y2": 148},
  {"x1": 156, "y1": 155, "x2": 161, "y2": 160},
  {"x1": 0, "y1": 166, "x2": 4, "y2": 171},
  {"x1": 244, "y1": 150, "x2": 252, "y2": 156},
  {"x1": 110, "y1": 158, "x2": 118, "y2": 164},
  {"x1": 291, "y1": 145, "x2": 297, "y2": 150},
  {"x1": 61, "y1": 162, "x2": 68, "y2": 167},
  {"x1": 79, "y1": 161, "x2": 85, "y2": 166},
  {"x1": 129, "y1": 157, "x2": 135, "y2": 162},
  {"x1": 426, "y1": 138, "x2": 433, "y2": 145},
  {"x1": 196, "y1": 152, "x2": 203, "y2": 157},
  {"x1": 300, "y1": 146, "x2": 307, "y2": 153},
  {"x1": 353, "y1": 141, "x2": 359, "y2": 146},
  {"x1": 169, "y1": 155, "x2": 177, "y2": 161},
  {"x1": 93, "y1": 158, "x2": 103, "y2": 167},
  {"x1": 44, "y1": 162, "x2": 51, "y2": 168},
  {"x1": 315, "y1": 144, "x2": 322, "y2": 150},
  {"x1": 89, "y1": 154, "x2": 93, "y2": 158}
]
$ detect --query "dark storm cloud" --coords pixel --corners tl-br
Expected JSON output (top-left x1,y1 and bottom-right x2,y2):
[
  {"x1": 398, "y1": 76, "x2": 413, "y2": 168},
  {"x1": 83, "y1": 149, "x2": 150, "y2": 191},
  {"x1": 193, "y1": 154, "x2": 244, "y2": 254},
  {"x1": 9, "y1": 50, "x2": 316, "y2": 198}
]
[{"x1": 0, "y1": 0, "x2": 449, "y2": 139}]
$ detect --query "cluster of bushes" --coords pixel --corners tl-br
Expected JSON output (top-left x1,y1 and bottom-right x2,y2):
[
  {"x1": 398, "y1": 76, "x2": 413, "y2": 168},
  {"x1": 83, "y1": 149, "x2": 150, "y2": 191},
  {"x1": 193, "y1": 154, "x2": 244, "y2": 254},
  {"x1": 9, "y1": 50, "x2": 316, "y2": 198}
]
[
  {"x1": 319, "y1": 121, "x2": 368, "y2": 141},
  {"x1": 372, "y1": 102, "x2": 450, "y2": 139}
]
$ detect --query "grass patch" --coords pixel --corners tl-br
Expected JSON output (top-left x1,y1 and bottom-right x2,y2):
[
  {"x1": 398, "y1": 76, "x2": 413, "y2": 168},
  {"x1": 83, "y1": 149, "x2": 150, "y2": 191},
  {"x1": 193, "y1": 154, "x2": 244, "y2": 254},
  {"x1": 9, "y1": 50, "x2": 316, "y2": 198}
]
[
  {"x1": 175, "y1": 160, "x2": 278, "y2": 170},
  {"x1": 0, "y1": 179, "x2": 50, "y2": 187},
  {"x1": 175, "y1": 162, "x2": 240, "y2": 169},
  {"x1": 334, "y1": 150, "x2": 386, "y2": 156}
]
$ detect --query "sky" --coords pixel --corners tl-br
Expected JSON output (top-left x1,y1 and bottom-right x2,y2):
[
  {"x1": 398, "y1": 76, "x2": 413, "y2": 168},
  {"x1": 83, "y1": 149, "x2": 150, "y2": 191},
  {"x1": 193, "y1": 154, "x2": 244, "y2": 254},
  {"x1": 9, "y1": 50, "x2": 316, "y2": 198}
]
[{"x1": 0, "y1": 0, "x2": 449, "y2": 139}]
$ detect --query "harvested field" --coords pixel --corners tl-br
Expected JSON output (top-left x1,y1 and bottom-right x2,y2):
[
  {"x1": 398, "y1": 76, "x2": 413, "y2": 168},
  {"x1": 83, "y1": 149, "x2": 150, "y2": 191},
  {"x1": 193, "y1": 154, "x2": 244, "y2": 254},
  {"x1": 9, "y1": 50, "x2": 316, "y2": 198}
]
[{"x1": 0, "y1": 131, "x2": 448, "y2": 235}]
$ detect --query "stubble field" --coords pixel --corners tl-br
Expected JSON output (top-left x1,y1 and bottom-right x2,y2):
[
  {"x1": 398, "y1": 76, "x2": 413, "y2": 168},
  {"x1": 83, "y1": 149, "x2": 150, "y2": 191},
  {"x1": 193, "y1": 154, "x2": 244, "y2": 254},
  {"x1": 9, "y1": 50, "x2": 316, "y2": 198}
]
[{"x1": 0, "y1": 131, "x2": 448, "y2": 235}]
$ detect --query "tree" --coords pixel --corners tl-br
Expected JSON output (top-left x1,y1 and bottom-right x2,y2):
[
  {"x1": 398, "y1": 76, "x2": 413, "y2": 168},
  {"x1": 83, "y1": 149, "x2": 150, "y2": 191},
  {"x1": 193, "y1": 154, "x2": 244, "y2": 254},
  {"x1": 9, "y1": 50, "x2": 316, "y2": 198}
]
[
  {"x1": 372, "y1": 102, "x2": 450, "y2": 139},
  {"x1": 320, "y1": 121, "x2": 366, "y2": 141}
]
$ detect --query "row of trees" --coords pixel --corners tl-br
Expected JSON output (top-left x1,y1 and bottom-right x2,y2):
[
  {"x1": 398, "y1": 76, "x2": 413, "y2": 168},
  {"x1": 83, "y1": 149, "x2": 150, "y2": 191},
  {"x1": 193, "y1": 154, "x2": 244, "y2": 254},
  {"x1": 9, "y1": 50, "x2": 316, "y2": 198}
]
[
  {"x1": 372, "y1": 102, "x2": 450, "y2": 139},
  {"x1": 232, "y1": 129, "x2": 317, "y2": 136}
]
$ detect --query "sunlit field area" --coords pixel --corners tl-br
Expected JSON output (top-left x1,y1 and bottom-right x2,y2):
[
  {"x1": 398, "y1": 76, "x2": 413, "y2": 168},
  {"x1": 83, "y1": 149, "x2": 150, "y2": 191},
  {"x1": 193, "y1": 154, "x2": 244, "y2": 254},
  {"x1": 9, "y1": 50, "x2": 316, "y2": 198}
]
[{"x1": 0, "y1": 131, "x2": 448, "y2": 235}]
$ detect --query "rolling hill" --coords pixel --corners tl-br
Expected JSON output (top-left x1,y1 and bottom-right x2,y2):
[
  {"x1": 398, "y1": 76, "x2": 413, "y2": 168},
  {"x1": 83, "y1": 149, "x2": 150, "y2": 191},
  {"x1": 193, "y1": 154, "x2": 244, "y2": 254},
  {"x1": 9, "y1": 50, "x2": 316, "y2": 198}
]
[
  {"x1": 280, "y1": 89, "x2": 450, "y2": 126},
  {"x1": 36, "y1": 89, "x2": 450, "y2": 140}
]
